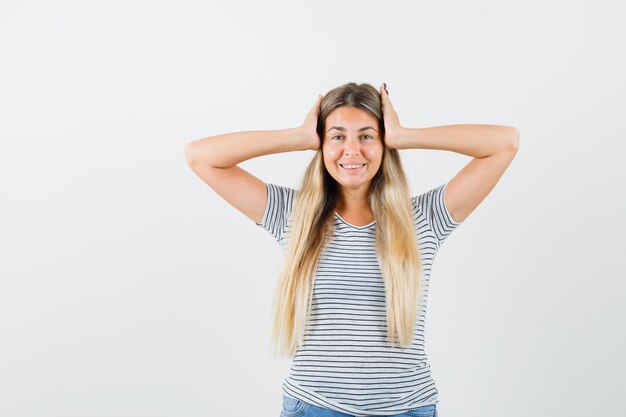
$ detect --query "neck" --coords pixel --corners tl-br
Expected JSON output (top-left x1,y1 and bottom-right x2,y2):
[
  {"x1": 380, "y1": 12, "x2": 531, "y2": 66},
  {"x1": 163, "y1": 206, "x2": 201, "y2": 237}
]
[{"x1": 336, "y1": 185, "x2": 371, "y2": 213}]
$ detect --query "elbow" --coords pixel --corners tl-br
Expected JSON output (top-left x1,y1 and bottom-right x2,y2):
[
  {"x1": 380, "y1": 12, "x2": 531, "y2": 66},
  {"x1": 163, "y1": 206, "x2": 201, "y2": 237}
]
[
  {"x1": 507, "y1": 127, "x2": 520, "y2": 152},
  {"x1": 185, "y1": 142, "x2": 197, "y2": 166}
]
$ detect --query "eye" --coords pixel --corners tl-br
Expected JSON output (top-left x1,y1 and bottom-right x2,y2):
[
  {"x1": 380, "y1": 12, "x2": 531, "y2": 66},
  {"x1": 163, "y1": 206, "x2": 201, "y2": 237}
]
[
  {"x1": 361, "y1": 134, "x2": 373, "y2": 140},
  {"x1": 331, "y1": 135, "x2": 344, "y2": 141}
]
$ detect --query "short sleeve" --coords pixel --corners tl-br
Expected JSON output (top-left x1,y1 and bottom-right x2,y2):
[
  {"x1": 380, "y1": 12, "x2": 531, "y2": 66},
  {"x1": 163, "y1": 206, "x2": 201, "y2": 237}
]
[
  {"x1": 413, "y1": 182, "x2": 462, "y2": 248},
  {"x1": 255, "y1": 183, "x2": 296, "y2": 243}
]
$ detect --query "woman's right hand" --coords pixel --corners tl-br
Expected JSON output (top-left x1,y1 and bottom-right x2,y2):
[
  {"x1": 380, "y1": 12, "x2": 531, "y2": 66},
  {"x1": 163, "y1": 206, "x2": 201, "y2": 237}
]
[{"x1": 299, "y1": 95, "x2": 323, "y2": 151}]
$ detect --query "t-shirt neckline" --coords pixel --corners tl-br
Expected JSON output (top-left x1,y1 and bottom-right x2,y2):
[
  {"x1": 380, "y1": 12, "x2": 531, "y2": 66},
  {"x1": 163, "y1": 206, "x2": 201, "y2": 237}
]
[{"x1": 334, "y1": 212, "x2": 376, "y2": 229}]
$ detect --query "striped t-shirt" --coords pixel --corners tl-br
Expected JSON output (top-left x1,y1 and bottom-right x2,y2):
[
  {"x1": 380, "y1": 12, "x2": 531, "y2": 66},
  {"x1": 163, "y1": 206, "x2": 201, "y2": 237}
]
[{"x1": 256, "y1": 182, "x2": 461, "y2": 417}]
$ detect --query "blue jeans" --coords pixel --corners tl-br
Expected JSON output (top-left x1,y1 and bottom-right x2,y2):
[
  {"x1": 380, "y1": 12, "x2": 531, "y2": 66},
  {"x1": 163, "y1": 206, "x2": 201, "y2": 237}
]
[{"x1": 280, "y1": 393, "x2": 438, "y2": 417}]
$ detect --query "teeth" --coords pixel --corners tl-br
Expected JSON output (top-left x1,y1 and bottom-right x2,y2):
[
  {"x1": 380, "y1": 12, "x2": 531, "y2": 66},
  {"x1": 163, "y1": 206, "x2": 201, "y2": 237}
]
[{"x1": 341, "y1": 164, "x2": 364, "y2": 169}]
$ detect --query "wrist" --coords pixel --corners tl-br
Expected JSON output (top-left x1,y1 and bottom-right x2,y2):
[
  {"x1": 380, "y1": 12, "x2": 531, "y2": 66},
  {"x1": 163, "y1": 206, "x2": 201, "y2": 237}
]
[
  {"x1": 385, "y1": 126, "x2": 408, "y2": 149},
  {"x1": 278, "y1": 127, "x2": 304, "y2": 151},
  {"x1": 292, "y1": 126, "x2": 319, "y2": 151}
]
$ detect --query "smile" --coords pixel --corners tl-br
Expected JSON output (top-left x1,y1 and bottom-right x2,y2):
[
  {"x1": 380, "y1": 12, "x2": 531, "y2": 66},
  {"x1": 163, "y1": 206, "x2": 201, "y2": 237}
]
[{"x1": 340, "y1": 164, "x2": 366, "y2": 171}]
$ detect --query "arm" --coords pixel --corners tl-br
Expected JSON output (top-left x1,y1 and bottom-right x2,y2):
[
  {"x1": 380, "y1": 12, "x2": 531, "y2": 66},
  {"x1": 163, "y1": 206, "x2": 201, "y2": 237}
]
[
  {"x1": 379, "y1": 84, "x2": 520, "y2": 224},
  {"x1": 185, "y1": 127, "x2": 314, "y2": 168},
  {"x1": 386, "y1": 124, "x2": 519, "y2": 157},
  {"x1": 185, "y1": 96, "x2": 322, "y2": 224}
]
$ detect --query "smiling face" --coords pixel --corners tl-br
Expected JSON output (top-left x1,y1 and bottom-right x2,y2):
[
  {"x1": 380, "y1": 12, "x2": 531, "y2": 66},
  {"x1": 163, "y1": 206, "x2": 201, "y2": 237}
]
[{"x1": 322, "y1": 105, "x2": 384, "y2": 196}]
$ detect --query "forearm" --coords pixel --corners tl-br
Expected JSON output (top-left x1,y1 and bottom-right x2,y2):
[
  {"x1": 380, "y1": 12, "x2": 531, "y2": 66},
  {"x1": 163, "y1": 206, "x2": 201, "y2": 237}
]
[
  {"x1": 185, "y1": 127, "x2": 309, "y2": 168},
  {"x1": 391, "y1": 124, "x2": 519, "y2": 157}
]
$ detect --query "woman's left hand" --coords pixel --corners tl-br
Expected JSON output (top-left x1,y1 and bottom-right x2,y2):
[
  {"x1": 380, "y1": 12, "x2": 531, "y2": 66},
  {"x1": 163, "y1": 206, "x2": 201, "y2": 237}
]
[{"x1": 380, "y1": 83, "x2": 404, "y2": 149}]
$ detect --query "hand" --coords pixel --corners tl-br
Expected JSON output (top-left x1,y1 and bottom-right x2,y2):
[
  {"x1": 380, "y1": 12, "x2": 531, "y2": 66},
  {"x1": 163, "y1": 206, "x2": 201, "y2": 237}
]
[
  {"x1": 300, "y1": 95, "x2": 323, "y2": 151},
  {"x1": 379, "y1": 83, "x2": 403, "y2": 149}
]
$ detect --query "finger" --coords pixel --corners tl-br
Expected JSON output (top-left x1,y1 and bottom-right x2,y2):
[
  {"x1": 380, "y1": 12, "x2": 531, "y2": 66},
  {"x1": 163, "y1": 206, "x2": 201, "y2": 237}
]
[
  {"x1": 314, "y1": 94, "x2": 323, "y2": 109},
  {"x1": 310, "y1": 95, "x2": 322, "y2": 112},
  {"x1": 380, "y1": 84, "x2": 391, "y2": 105},
  {"x1": 380, "y1": 82, "x2": 389, "y2": 97}
]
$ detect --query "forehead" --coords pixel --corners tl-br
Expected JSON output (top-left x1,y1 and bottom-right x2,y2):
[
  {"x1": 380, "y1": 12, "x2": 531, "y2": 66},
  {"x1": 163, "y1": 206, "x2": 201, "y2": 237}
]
[{"x1": 325, "y1": 106, "x2": 377, "y2": 128}]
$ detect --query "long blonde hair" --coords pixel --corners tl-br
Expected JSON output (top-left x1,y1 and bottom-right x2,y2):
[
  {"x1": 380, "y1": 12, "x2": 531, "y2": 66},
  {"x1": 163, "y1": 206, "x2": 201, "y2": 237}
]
[{"x1": 270, "y1": 82, "x2": 424, "y2": 358}]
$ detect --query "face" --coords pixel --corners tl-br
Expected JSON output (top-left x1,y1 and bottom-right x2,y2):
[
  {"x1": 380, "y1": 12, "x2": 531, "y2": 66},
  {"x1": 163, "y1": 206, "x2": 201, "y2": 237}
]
[{"x1": 322, "y1": 106, "x2": 384, "y2": 196}]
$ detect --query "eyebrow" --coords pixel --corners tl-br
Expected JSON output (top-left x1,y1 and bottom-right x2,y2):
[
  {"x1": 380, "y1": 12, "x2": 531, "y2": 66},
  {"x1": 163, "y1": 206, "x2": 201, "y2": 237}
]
[{"x1": 326, "y1": 126, "x2": 378, "y2": 133}]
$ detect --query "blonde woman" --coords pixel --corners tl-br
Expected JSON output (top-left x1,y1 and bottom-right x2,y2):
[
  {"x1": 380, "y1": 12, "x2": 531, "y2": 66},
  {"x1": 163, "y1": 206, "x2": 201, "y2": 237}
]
[{"x1": 185, "y1": 82, "x2": 519, "y2": 417}]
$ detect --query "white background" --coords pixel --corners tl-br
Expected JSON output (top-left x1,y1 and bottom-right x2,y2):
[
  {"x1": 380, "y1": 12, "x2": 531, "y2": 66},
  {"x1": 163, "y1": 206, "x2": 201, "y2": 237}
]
[{"x1": 1, "y1": 1, "x2": 625, "y2": 416}]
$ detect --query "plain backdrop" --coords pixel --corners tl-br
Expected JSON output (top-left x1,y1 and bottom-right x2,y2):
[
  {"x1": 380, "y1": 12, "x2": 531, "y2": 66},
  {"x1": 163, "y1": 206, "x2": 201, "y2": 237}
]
[{"x1": 1, "y1": 1, "x2": 624, "y2": 416}]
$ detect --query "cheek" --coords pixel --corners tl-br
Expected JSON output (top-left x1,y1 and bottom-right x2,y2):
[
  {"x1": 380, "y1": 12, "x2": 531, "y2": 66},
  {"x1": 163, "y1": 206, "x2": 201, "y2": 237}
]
[
  {"x1": 364, "y1": 147, "x2": 382, "y2": 162},
  {"x1": 324, "y1": 147, "x2": 341, "y2": 163},
  {"x1": 322, "y1": 153, "x2": 334, "y2": 170}
]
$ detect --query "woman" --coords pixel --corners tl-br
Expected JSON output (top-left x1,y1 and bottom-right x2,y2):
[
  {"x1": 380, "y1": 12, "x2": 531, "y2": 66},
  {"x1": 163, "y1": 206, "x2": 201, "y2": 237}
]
[{"x1": 185, "y1": 82, "x2": 519, "y2": 417}]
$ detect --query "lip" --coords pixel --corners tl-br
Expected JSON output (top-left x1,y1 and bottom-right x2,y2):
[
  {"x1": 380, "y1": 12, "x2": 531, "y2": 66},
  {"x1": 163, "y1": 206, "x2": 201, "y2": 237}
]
[{"x1": 339, "y1": 163, "x2": 366, "y2": 171}]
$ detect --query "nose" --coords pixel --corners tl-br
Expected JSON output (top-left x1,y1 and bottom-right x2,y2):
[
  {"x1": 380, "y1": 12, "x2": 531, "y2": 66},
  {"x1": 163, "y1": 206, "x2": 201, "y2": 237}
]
[{"x1": 344, "y1": 138, "x2": 361, "y2": 155}]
